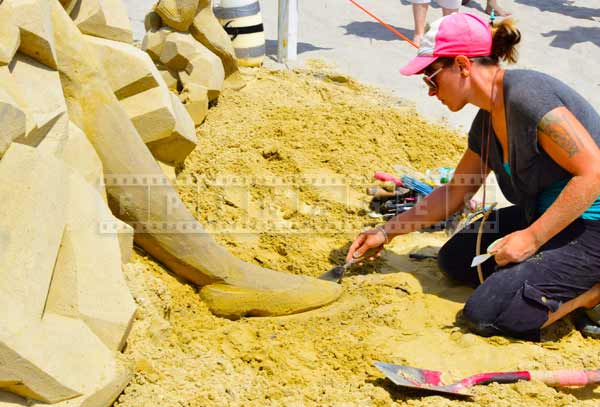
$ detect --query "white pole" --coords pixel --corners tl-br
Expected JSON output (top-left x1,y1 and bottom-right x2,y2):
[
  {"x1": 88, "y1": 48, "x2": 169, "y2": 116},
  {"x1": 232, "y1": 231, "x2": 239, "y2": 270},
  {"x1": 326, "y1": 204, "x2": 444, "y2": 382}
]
[{"x1": 277, "y1": 0, "x2": 298, "y2": 63}]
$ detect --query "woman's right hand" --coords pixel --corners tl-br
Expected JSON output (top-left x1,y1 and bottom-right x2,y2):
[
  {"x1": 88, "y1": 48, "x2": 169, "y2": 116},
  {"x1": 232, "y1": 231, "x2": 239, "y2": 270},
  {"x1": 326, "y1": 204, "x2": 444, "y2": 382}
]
[{"x1": 346, "y1": 227, "x2": 387, "y2": 263}]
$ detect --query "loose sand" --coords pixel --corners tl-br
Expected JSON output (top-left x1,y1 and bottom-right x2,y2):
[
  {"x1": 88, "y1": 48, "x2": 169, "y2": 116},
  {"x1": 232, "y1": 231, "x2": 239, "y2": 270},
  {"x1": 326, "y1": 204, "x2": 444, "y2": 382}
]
[{"x1": 115, "y1": 64, "x2": 600, "y2": 407}]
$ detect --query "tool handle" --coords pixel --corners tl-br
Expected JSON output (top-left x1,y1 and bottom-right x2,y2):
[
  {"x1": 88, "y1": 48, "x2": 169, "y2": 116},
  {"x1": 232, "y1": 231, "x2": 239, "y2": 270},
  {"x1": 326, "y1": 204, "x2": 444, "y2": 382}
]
[
  {"x1": 353, "y1": 246, "x2": 381, "y2": 261},
  {"x1": 465, "y1": 369, "x2": 600, "y2": 388},
  {"x1": 366, "y1": 186, "x2": 396, "y2": 198},
  {"x1": 462, "y1": 371, "x2": 531, "y2": 388},
  {"x1": 530, "y1": 370, "x2": 600, "y2": 386},
  {"x1": 374, "y1": 171, "x2": 403, "y2": 186}
]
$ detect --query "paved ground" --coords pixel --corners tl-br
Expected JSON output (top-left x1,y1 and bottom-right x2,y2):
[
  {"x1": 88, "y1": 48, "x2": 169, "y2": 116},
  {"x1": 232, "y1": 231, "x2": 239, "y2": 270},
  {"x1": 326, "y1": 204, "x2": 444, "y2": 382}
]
[{"x1": 125, "y1": 0, "x2": 600, "y2": 131}]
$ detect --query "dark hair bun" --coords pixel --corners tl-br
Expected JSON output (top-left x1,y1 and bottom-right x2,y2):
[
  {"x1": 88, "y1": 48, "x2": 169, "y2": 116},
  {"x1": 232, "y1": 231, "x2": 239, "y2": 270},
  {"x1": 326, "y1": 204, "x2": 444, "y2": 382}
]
[{"x1": 491, "y1": 19, "x2": 521, "y2": 64}]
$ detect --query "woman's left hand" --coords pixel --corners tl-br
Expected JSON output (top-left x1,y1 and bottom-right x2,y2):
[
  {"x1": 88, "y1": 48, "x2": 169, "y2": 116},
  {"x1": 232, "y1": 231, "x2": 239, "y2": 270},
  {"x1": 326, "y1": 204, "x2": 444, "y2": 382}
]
[{"x1": 490, "y1": 229, "x2": 540, "y2": 267}]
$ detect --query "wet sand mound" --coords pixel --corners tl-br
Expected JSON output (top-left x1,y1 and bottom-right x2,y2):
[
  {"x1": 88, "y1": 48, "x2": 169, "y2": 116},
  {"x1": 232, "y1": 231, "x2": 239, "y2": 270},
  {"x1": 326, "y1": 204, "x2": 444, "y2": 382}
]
[{"x1": 116, "y1": 65, "x2": 600, "y2": 406}]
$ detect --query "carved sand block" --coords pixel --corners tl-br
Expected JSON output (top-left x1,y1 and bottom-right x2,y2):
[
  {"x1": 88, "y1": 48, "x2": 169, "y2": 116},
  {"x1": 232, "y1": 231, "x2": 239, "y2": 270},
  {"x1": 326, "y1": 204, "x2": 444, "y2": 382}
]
[
  {"x1": 45, "y1": 167, "x2": 137, "y2": 352},
  {"x1": 90, "y1": 36, "x2": 191, "y2": 148},
  {"x1": 159, "y1": 66, "x2": 180, "y2": 92},
  {"x1": 0, "y1": 145, "x2": 68, "y2": 352},
  {"x1": 159, "y1": 31, "x2": 203, "y2": 71},
  {"x1": 116, "y1": 219, "x2": 135, "y2": 264},
  {"x1": 158, "y1": 160, "x2": 177, "y2": 182},
  {"x1": 144, "y1": 10, "x2": 163, "y2": 32},
  {"x1": 85, "y1": 32, "x2": 194, "y2": 163},
  {"x1": 58, "y1": 125, "x2": 137, "y2": 260},
  {"x1": 141, "y1": 26, "x2": 172, "y2": 62},
  {"x1": 70, "y1": 0, "x2": 133, "y2": 44},
  {"x1": 0, "y1": 88, "x2": 26, "y2": 157},
  {"x1": 146, "y1": 92, "x2": 197, "y2": 166},
  {"x1": 180, "y1": 53, "x2": 225, "y2": 102},
  {"x1": 8, "y1": 53, "x2": 68, "y2": 155},
  {"x1": 0, "y1": 64, "x2": 27, "y2": 101},
  {"x1": 9, "y1": 0, "x2": 58, "y2": 69},
  {"x1": 58, "y1": 0, "x2": 78, "y2": 14},
  {"x1": 119, "y1": 84, "x2": 197, "y2": 165},
  {"x1": 0, "y1": 315, "x2": 131, "y2": 406},
  {"x1": 160, "y1": 31, "x2": 224, "y2": 100},
  {"x1": 50, "y1": 0, "x2": 342, "y2": 318},
  {"x1": 85, "y1": 35, "x2": 160, "y2": 100},
  {"x1": 179, "y1": 82, "x2": 208, "y2": 126},
  {"x1": 59, "y1": 121, "x2": 107, "y2": 198},
  {"x1": 190, "y1": 0, "x2": 245, "y2": 91},
  {"x1": 0, "y1": 2, "x2": 20, "y2": 66},
  {"x1": 59, "y1": 122, "x2": 135, "y2": 263},
  {"x1": 85, "y1": 35, "x2": 193, "y2": 165},
  {"x1": 0, "y1": 144, "x2": 131, "y2": 405},
  {"x1": 154, "y1": 0, "x2": 199, "y2": 32},
  {"x1": 0, "y1": 357, "x2": 129, "y2": 407},
  {"x1": 119, "y1": 85, "x2": 177, "y2": 143},
  {"x1": 0, "y1": 392, "x2": 27, "y2": 406},
  {"x1": 0, "y1": 65, "x2": 27, "y2": 156}
]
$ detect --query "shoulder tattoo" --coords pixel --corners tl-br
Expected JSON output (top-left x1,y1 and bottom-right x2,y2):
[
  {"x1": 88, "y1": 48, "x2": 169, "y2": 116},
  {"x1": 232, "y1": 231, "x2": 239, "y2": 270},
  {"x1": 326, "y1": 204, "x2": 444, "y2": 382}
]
[{"x1": 538, "y1": 110, "x2": 580, "y2": 158}]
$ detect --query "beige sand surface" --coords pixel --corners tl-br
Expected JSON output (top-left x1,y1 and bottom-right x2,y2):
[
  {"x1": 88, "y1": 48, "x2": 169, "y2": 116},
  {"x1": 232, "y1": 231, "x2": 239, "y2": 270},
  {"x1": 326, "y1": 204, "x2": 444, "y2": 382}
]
[{"x1": 115, "y1": 64, "x2": 600, "y2": 407}]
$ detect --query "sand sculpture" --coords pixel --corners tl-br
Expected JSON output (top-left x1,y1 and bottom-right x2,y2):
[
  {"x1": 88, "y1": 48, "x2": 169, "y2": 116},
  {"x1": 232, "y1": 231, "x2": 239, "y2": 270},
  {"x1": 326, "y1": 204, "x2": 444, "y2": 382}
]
[
  {"x1": 0, "y1": 143, "x2": 134, "y2": 404},
  {"x1": 0, "y1": 3, "x2": 20, "y2": 66},
  {"x1": 0, "y1": 0, "x2": 341, "y2": 404},
  {"x1": 71, "y1": 0, "x2": 133, "y2": 43},
  {"x1": 143, "y1": 0, "x2": 245, "y2": 114}
]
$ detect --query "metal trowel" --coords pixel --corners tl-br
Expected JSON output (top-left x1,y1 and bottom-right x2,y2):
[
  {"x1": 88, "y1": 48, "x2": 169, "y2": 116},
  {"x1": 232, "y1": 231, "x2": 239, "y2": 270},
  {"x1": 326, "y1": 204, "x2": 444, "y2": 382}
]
[
  {"x1": 318, "y1": 248, "x2": 379, "y2": 283},
  {"x1": 374, "y1": 361, "x2": 600, "y2": 398},
  {"x1": 374, "y1": 361, "x2": 473, "y2": 397},
  {"x1": 318, "y1": 256, "x2": 359, "y2": 283}
]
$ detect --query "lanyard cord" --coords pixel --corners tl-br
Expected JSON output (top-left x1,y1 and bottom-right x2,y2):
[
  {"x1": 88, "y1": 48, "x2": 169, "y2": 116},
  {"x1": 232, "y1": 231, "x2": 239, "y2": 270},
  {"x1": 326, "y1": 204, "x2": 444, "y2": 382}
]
[
  {"x1": 480, "y1": 67, "x2": 502, "y2": 211},
  {"x1": 475, "y1": 67, "x2": 502, "y2": 284}
]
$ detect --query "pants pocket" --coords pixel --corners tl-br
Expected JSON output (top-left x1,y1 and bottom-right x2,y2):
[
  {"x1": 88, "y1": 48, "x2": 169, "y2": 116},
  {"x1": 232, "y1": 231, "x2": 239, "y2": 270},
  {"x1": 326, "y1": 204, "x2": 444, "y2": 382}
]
[{"x1": 492, "y1": 281, "x2": 558, "y2": 341}]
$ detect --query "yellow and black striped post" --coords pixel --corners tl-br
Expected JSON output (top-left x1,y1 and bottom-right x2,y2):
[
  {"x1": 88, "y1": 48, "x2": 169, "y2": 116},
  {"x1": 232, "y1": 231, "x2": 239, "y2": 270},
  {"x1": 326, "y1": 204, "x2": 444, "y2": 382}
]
[{"x1": 215, "y1": 0, "x2": 265, "y2": 67}]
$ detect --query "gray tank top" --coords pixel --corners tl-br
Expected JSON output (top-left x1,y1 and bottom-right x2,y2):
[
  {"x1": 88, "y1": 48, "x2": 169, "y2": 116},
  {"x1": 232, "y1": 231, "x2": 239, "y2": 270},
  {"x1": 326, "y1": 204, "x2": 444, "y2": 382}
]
[{"x1": 468, "y1": 69, "x2": 600, "y2": 223}]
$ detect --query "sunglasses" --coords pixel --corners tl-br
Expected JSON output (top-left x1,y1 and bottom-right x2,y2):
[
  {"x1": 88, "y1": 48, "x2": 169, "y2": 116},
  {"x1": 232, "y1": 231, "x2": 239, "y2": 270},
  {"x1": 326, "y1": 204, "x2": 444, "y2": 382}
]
[{"x1": 422, "y1": 67, "x2": 444, "y2": 92}]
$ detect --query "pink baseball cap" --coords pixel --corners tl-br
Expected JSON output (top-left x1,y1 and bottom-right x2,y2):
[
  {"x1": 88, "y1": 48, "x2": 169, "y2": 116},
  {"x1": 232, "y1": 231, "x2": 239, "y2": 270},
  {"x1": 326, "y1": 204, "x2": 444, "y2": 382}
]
[{"x1": 400, "y1": 13, "x2": 492, "y2": 76}]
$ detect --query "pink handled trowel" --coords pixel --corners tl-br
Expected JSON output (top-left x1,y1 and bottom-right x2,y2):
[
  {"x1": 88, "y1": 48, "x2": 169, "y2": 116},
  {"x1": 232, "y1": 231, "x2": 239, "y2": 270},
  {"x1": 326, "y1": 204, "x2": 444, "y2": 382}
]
[{"x1": 374, "y1": 361, "x2": 600, "y2": 397}]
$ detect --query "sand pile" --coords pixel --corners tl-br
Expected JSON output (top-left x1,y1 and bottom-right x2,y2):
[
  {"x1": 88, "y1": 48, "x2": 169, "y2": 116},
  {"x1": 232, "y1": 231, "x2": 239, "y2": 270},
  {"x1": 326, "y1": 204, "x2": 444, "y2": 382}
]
[
  {"x1": 176, "y1": 62, "x2": 464, "y2": 277},
  {"x1": 116, "y1": 64, "x2": 600, "y2": 406}
]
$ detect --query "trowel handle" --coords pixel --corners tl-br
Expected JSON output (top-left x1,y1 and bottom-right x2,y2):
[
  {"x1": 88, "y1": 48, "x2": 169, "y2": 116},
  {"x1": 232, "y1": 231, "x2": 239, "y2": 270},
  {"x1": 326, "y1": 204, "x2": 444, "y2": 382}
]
[
  {"x1": 530, "y1": 369, "x2": 600, "y2": 387},
  {"x1": 462, "y1": 371, "x2": 530, "y2": 387},
  {"x1": 352, "y1": 246, "x2": 383, "y2": 262},
  {"x1": 465, "y1": 369, "x2": 600, "y2": 388},
  {"x1": 374, "y1": 171, "x2": 403, "y2": 186}
]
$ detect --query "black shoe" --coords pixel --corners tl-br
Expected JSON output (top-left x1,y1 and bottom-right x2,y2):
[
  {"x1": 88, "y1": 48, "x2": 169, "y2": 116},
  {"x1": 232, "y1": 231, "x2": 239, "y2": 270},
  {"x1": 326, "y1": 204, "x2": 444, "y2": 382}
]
[
  {"x1": 585, "y1": 303, "x2": 600, "y2": 324},
  {"x1": 575, "y1": 310, "x2": 600, "y2": 339}
]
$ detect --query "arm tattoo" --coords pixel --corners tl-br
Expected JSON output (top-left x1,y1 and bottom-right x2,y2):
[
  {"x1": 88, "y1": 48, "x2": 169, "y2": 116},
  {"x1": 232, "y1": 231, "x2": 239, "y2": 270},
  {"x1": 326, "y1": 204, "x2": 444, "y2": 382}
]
[{"x1": 538, "y1": 110, "x2": 580, "y2": 157}]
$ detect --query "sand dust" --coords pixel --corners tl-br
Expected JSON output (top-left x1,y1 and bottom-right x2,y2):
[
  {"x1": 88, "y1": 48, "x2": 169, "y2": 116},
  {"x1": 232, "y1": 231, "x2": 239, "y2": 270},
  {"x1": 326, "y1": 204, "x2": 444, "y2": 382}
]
[{"x1": 115, "y1": 63, "x2": 600, "y2": 407}]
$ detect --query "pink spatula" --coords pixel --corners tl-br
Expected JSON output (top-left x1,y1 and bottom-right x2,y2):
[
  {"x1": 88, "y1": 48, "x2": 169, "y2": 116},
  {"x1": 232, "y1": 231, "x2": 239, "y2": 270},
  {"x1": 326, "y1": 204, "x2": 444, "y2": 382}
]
[{"x1": 375, "y1": 361, "x2": 600, "y2": 397}]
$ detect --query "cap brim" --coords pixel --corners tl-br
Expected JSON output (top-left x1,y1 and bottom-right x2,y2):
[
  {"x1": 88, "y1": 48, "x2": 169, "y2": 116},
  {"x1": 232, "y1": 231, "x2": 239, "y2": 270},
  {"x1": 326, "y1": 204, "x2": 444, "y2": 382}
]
[{"x1": 399, "y1": 55, "x2": 438, "y2": 76}]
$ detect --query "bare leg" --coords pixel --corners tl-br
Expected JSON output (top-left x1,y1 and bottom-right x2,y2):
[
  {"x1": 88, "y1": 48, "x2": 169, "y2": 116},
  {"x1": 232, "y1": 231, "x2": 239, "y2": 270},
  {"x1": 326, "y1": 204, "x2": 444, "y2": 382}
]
[
  {"x1": 486, "y1": 0, "x2": 512, "y2": 17},
  {"x1": 541, "y1": 283, "x2": 600, "y2": 328},
  {"x1": 412, "y1": 3, "x2": 429, "y2": 47},
  {"x1": 442, "y1": 7, "x2": 458, "y2": 16}
]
